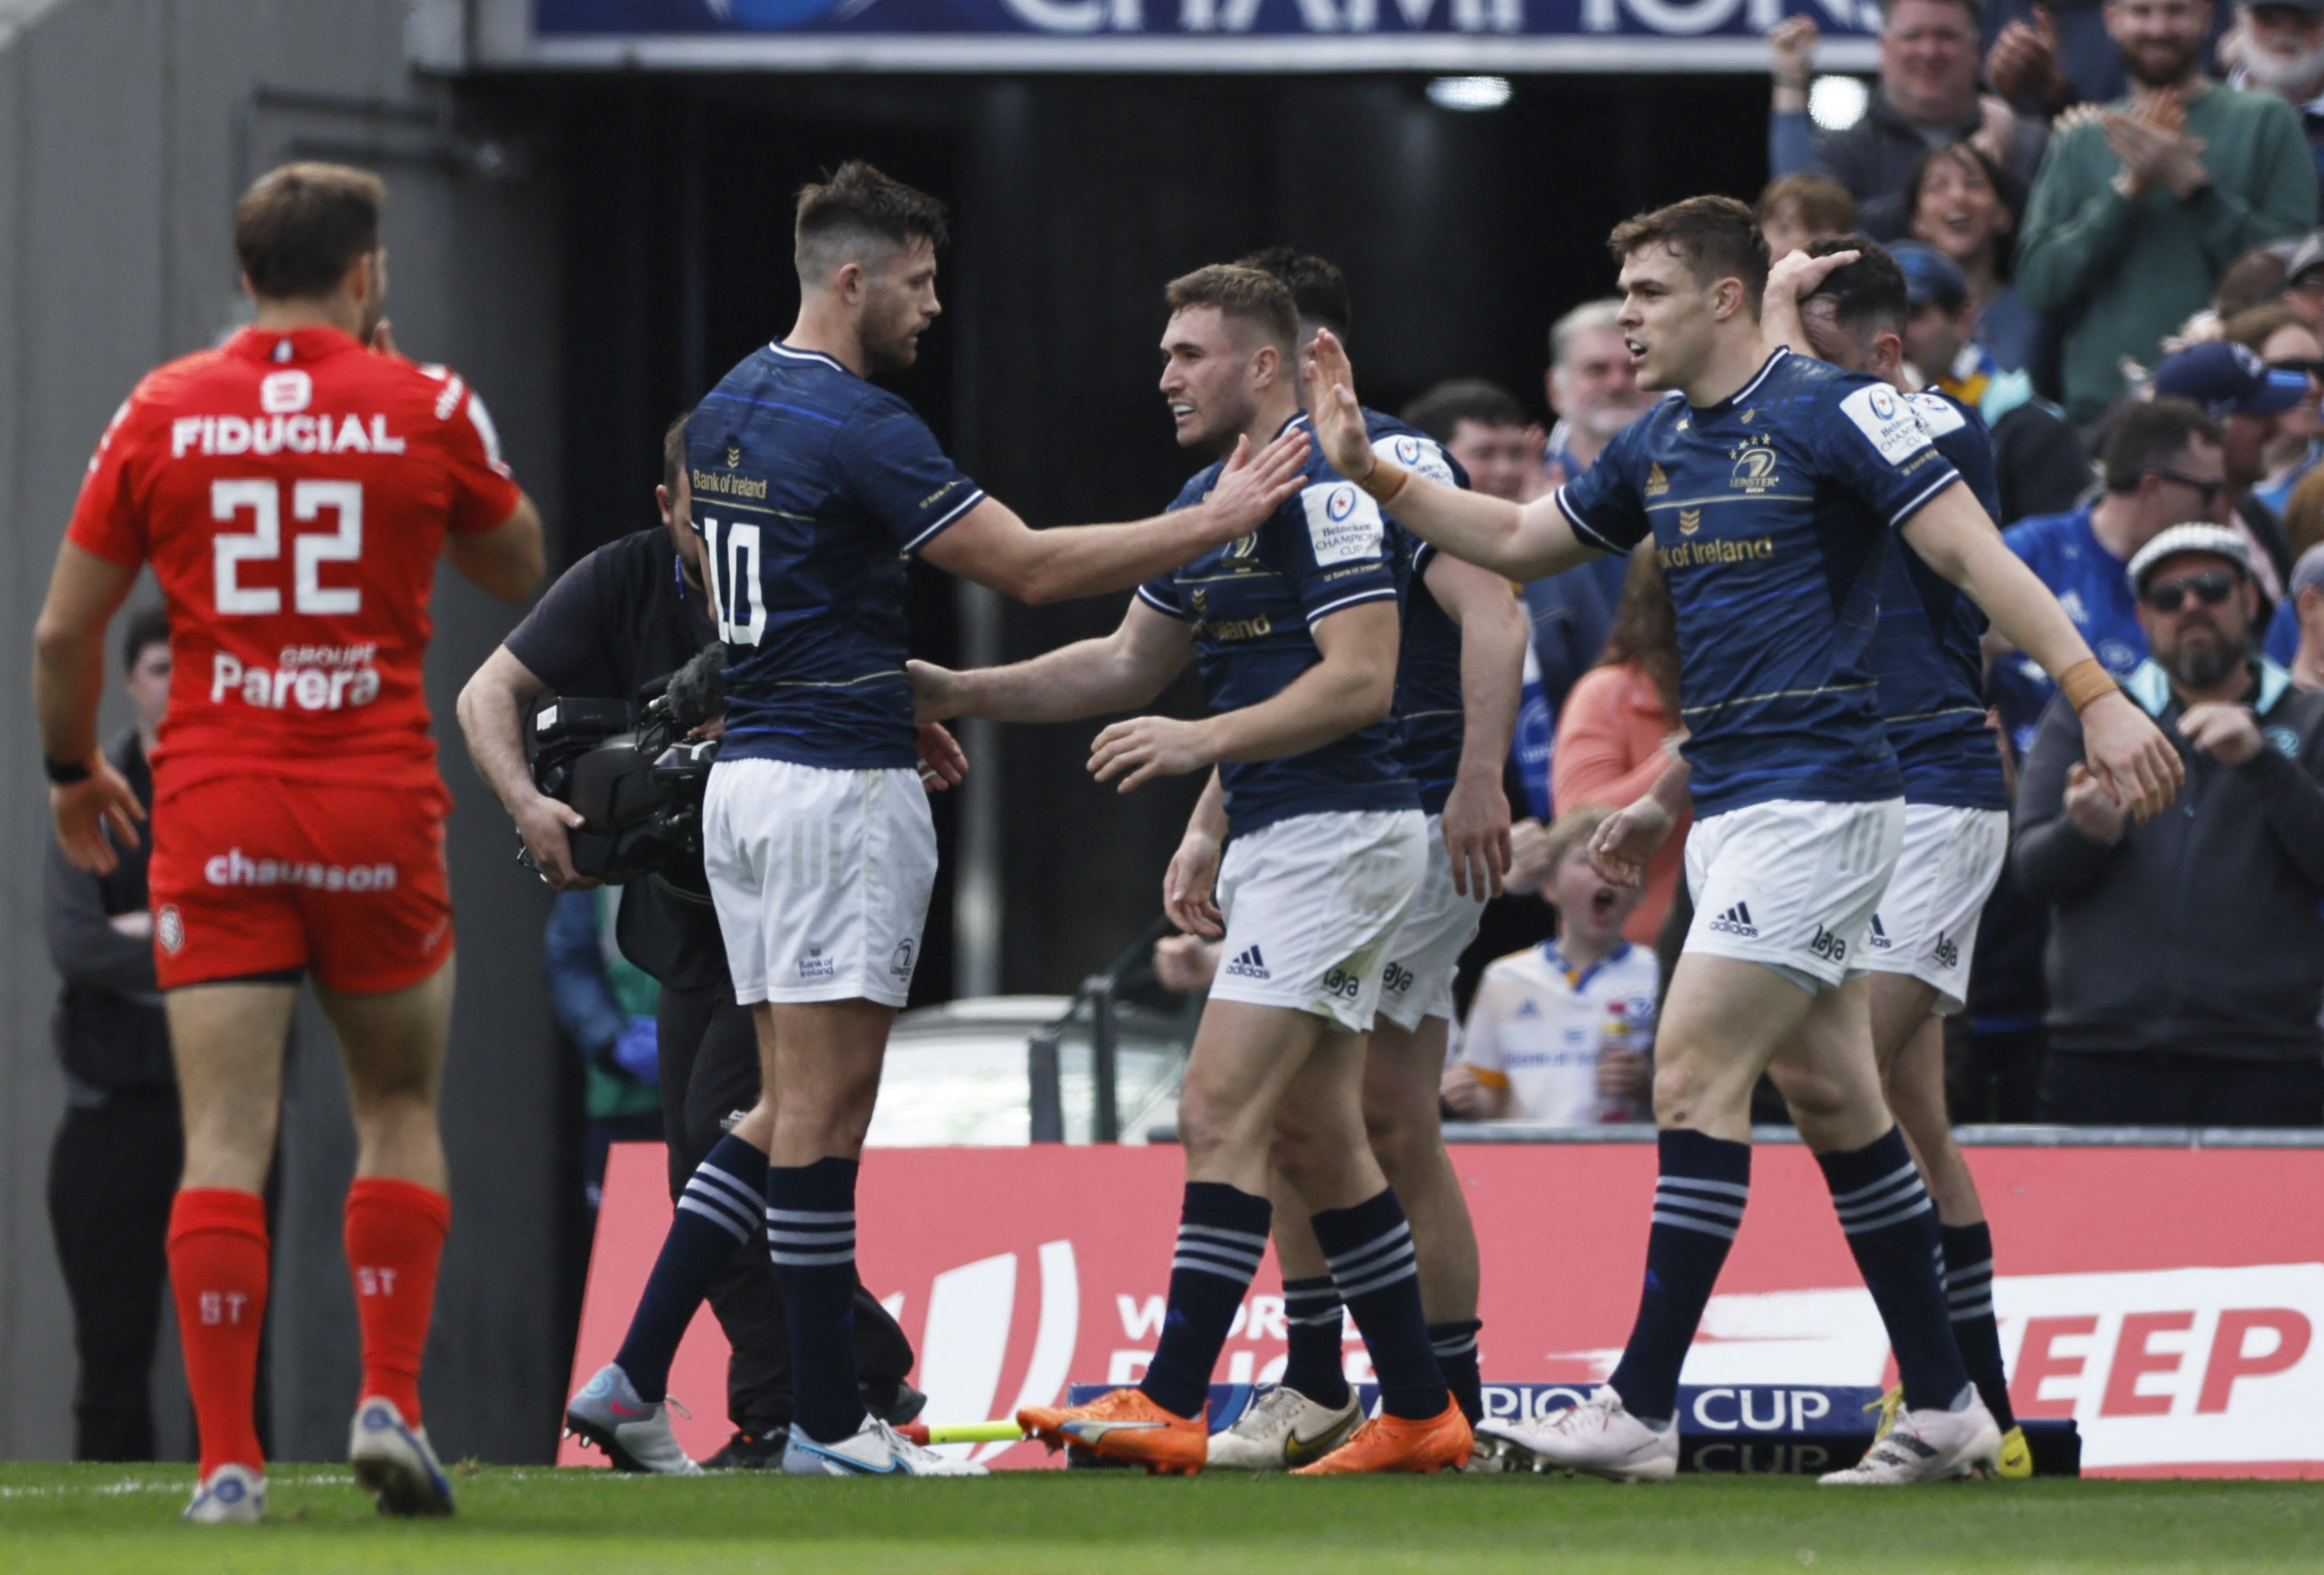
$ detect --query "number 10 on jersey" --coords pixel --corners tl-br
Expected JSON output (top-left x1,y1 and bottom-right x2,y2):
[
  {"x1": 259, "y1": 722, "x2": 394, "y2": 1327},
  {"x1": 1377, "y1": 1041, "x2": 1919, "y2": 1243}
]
[{"x1": 699, "y1": 514, "x2": 767, "y2": 646}]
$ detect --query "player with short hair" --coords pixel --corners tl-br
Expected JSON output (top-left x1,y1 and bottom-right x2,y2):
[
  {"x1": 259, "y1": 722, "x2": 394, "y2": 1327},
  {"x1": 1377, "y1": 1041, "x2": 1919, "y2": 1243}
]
[
  {"x1": 35, "y1": 162, "x2": 547, "y2": 1522},
  {"x1": 1756, "y1": 234, "x2": 2033, "y2": 1477},
  {"x1": 1304, "y1": 194, "x2": 2181, "y2": 1485},
  {"x1": 914, "y1": 262, "x2": 1472, "y2": 1475},
  {"x1": 1193, "y1": 249, "x2": 1526, "y2": 1468},
  {"x1": 632, "y1": 164, "x2": 1309, "y2": 1479}
]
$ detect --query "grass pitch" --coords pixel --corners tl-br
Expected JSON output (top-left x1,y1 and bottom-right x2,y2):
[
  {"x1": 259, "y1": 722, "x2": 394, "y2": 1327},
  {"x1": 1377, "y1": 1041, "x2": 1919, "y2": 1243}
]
[{"x1": 1, "y1": 1462, "x2": 2316, "y2": 1574}]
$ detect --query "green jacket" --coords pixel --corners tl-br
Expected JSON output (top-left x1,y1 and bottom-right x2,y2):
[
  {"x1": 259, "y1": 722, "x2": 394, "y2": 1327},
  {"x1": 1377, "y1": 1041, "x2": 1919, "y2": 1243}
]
[{"x1": 2016, "y1": 83, "x2": 2316, "y2": 423}]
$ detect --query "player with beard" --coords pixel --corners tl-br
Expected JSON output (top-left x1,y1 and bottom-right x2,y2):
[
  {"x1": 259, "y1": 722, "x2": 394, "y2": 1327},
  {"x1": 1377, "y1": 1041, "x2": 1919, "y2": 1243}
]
[
  {"x1": 1306, "y1": 195, "x2": 2182, "y2": 1484},
  {"x1": 2016, "y1": 0, "x2": 2316, "y2": 423},
  {"x1": 916, "y1": 264, "x2": 1471, "y2": 1475},
  {"x1": 631, "y1": 166, "x2": 1309, "y2": 1479}
]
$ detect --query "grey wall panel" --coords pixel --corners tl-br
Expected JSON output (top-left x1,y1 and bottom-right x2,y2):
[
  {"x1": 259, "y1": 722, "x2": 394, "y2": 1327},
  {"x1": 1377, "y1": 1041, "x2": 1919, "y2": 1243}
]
[{"x1": 1, "y1": 0, "x2": 568, "y2": 1462}]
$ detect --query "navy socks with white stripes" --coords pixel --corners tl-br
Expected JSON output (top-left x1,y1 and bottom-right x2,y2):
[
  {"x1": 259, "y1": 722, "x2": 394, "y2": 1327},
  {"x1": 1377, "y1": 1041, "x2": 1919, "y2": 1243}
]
[
  {"x1": 614, "y1": 1133, "x2": 762, "y2": 1403},
  {"x1": 1941, "y1": 1220, "x2": 2016, "y2": 1429},
  {"x1": 1139, "y1": 1183, "x2": 1272, "y2": 1420},
  {"x1": 1312, "y1": 1189, "x2": 1448, "y2": 1421},
  {"x1": 1430, "y1": 1319, "x2": 1485, "y2": 1424},
  {"x1": 1279, "y1": 1275, "x2": 1350, "y2": 1407},
  {"x1": 767, "y1": 1156, "x2": 868, "y2": 1445},
  {"x1": 1819, "y1": 1127, "x2": 1972, "y2": 1414},
  {"x1": 1609, "y1": 1128, "x2": 1751, "y2": 1429}
]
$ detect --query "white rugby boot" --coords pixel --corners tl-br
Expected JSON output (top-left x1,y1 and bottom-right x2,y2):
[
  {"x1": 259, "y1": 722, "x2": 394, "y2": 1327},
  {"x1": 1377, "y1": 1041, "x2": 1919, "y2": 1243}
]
[
  {"x1": 182, "y1": 1462, "x2": 266, "y2": 1523},
  {"x1": 783, "y1": 1416, "x2": 990, "y2": 1477},
  {"x1": 1205, "y1": 1385, "x2": 1364, "y2": 1470},
  {"x1": 564, "y1": 1362, "x2": 704, "y2": 1475},
  {"x1": 349, "y1": 1396, "x2": 457, "y2": 1516},
  {"x1": 1819, "y1": 1393, "x2": 2001, "y2": 1485},
  {"x1": 1476, "y1": 1390, "x2": 1677, "y2": 1482}
]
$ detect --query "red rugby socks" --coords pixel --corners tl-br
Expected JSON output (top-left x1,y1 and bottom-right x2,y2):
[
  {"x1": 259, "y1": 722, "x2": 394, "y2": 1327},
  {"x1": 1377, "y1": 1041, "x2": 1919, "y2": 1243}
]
[
  {"x1": 344, "y1": 1177, "x2": 451, "y2": 1423},
  {"x1": 167, "y1": 1188, "x2": 270, "y2": 1477}
]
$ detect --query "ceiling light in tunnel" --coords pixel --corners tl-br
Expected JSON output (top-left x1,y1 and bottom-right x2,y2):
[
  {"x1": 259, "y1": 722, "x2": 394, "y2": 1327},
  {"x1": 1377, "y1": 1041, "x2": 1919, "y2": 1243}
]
[{"x1": 1426, "y1": 76, "x2": 1512, "y2": 112}]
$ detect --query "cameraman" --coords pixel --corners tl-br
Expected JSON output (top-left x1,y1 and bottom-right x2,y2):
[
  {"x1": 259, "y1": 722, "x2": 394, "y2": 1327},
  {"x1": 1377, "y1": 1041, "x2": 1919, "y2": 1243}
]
[{"x1": 458, "y1": 416, "x2": 932, "y2": 1468}]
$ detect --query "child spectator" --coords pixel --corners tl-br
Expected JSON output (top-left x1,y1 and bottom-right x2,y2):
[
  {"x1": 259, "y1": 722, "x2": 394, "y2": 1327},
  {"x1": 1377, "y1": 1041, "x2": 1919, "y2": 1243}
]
[
  {"x1": 1443, "y1": 807, "x2": 1659, "y2": 1124},
  {"x1": 1759, "y1": 173, "x2": 1858, "y2": 262}
]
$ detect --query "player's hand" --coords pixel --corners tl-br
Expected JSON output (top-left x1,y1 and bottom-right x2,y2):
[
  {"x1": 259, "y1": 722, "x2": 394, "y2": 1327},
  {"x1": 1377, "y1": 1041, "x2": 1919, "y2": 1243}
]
[
  {"x1": 2176, "y1": 701, "x2": 2264, "y2": 768},
  {"x1": 907, "y1": 658, "x2": 967, "y2": 723},
  {"x1": 2063, "y1": 762, "x2": 2129, "y2": 843},
  {"x1": 516, "y1": 792, "x2": 599, "y2": 890},
  {"x1": 1442, "y1": 771, "x2": 1512, "y2": 899},
  {"x1": 1304, "y1": 328, "x2": 1377, "y2": 483},
  {"x1": 916, "y1": 721, "x2": 969, "y2": 792},
  {"x1": 1440, "y1": 1062, "x2": 1496, "y2": 1120},
  {"x1": 1767, "y1": 245, "x2": 1858, "y2": 301},
  {"x1": 2078, "y1": 689, "x2": 2183, "y2": 823},
  {"x1": 1162, "y1": 827, "x2": 1225, "y2": 938},
  {"x1": 1503, "y1": 816, "x2": 1552, "y2": 894},
  {"x1": 1197, "y1": 428, "x2": 1312, "y2": 545},
  {"x1": 50, "y1": 757, "x2": 145, "y2": 876},
  {"x1": 1153, "y1": 932, "x2": 1221, "y2": 990},
  {"x1": 1589, "y1": 795, "x2": 1675, "y2": 890},
  {"x1": 1090, "y1": 714, "x2": 1214, "y2": 793}
]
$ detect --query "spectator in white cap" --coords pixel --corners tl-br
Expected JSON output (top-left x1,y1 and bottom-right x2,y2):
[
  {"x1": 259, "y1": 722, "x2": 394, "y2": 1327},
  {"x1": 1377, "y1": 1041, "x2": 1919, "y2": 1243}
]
[
  {"x1": 2013, "y1": 522, "x2": 2324, "y2": 1125},
  {"x1": 2152, "y1": 337, "x2": 2310, "y2": 592},
  {"x1": 2263, "y1": 538, "x2": 2324, "y2": 678}
]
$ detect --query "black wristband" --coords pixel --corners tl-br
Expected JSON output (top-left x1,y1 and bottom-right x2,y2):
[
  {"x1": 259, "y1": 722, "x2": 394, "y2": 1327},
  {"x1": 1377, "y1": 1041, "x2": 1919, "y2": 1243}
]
[{"x1": 43, "y1": 755, "x2": 91, "y2": 786}]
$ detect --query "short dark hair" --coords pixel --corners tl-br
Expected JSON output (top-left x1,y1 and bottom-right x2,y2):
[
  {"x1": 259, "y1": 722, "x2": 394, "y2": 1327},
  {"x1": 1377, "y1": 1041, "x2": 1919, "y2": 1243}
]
[
  {"x1": 794, "y1": 161, "x2": 948, "y2": 283},
  {"x1": 1163, "y1": 265, "x2": 1299, "y2": 353},
  {"x1": 1801, "y1": 234, "x2": 1911, "y2": 338},
  {"x1": 1401, "y1": 379, "x2": 1528, "y2": 443},
  {"x1": 1903, "y1": 142, "x2": 2023, "y2": 281},
  {"x1": 121, "y1": 604, "x2": 170, "y2": 673},
  {"x1": 1237, "y1": 247, "x2": 1351, "y2": 337},
  {"x1": 1756, "y1": 174, "x2": 1856, "y2": 238},
  {"x1": 662, "y1": 412, "x2": 690, "y2": 497},
  {"x1": 2103, "y1": 397, "x2": 2223, "y2": 493},
  {"x1": 234, "y1": 162, "x2": 385, "y2": 301},
  {"x1": 1609, "y1": 195, "x2": 1770, "y2": 312}
]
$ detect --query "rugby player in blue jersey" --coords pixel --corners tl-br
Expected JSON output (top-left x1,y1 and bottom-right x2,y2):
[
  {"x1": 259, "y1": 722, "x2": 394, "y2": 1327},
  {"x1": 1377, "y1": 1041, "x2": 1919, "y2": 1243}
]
[
  {"x1": 1187, "y1": 249, "x2": 1526, "y2": 1467},
  {"x1": 566, "y1": 165, "x2": 1311, "y2": 1480},
  {"x1": 1307, "y1": 195, "x2": 2182, "y2": 1485},
  {"x1": 1750, "y1": 236, "x2": 2032, "y2": 1479},
  {"x1": 912, "y1": 264, "x2": 1471, "y2": 1475}
]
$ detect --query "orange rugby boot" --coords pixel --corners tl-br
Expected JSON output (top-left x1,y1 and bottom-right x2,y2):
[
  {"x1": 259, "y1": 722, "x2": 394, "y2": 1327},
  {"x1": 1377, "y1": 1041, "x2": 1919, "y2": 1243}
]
[
  {"x1": 1018, "y1": 1387, "x2": 1209, "y2": 1476},
  {"x1": 1289, "y1": 1397, "x2": 1473, "y2": 1475}
]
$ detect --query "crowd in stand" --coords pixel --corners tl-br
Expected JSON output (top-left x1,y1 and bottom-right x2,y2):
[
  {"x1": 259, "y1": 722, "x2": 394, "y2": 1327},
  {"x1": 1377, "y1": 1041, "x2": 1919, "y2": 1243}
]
[{"x1": 1428, "y1": 0, "x2": 2324, "y2": 1132}]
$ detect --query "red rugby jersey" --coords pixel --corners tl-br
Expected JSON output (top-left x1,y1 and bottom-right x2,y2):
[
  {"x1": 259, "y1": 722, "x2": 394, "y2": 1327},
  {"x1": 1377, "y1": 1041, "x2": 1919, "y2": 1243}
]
[{"x1": 67, "y1": 325, "x2": 521, "y2": 791}]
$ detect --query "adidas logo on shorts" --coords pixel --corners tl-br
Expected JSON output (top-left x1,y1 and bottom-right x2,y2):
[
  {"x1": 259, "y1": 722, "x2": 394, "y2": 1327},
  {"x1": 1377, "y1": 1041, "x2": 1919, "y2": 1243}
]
[
  {"x1": 1932, "y1": 931, "x2": 1959, "y2": 970},
  {"x1": 1223, "y1": 944, "x2": 1270, "y2": 980},
  {"x1": 1706, "y1": 901, "x2": 1758, "y2": 938},
  {"x1": 1869, "y1": 915, "x2": 1892, "y2": 950}
]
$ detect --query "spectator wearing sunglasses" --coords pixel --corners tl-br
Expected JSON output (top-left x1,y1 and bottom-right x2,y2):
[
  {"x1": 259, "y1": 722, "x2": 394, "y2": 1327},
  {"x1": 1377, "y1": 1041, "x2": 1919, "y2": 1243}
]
[
  {"x1": 2219, "y1": 303, "x2": 2324, "y2": 518},
  {"x1": 2013, "y1": 523, "x2": 2324, "y2": 1126},
  {"x1": 2153, "y1": 337, "x2": 2309, "y2": 594}
]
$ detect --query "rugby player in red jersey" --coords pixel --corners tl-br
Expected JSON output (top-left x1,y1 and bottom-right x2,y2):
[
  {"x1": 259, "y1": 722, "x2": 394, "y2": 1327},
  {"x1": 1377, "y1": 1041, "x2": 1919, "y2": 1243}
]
[{"x1": 32, "y1": 164, "x2": 544, "y2": 1523}]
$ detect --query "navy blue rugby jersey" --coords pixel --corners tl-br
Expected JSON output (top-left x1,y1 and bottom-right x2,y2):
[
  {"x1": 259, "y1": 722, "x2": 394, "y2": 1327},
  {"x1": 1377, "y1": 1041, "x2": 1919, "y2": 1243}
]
[
  {"x1": 688, "y1": 341, "x2": 985, "y2": 771},
  {"x1": 1873, "y1": 389, "x2": 2007, "y2": 812},
  {"x1": 1555, "y1": 348, "x2": 1962, "y2": 817},
  {"x1": 1138, "y1": 415, "x2": 1419, "y2": 839},
  {"x1": 1363, "y1": 410, "x2": 1474, "y2": 817}
]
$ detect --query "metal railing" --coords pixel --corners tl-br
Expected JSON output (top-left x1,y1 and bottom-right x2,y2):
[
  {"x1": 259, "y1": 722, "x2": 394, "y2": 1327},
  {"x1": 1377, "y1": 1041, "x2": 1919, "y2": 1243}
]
[{"x1": 1026, "y1": 974, "x2": 1123, "y2": 1145}]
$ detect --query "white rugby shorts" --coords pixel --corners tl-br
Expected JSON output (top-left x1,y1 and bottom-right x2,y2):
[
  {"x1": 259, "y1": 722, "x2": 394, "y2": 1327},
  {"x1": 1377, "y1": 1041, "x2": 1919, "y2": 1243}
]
[
  {"x1": 1863, "y1": 803, "x2": 2008, "y2": 1015},
  {"x1": 1682, "y1": 797, "x2": 1906, "y2": 994},
  {"x1": 1375, "y1": 813, "x2": 1487, "y2": 1032},
  {"x1": 702, "y1": 757, "x2": 936, "y2": 1009},
  {"x1": 1211, "y1": 809, "x2": 1428, "y2": 1033}
]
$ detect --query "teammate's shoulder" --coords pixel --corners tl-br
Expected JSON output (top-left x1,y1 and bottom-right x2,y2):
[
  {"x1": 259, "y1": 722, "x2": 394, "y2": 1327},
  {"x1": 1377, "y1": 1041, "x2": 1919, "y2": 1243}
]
[
  {"x1": 1362, "y1": 412, "x2": 1460, "y2": 489},
  {"x1": 1171, "y1": 460, "x2": 1225, "y2": 511},
  {"x1": 1905, "y1": 387, "x2": 1982, "y2": 434}
]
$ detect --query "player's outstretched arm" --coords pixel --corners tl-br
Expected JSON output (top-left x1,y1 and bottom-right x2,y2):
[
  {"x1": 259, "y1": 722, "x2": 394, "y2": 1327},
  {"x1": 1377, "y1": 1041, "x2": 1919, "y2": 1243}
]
[
  {"x1": 1306, "y1": 329, "x2": 1598, "y2": 580},
  {"x1": 1090, "y1": 599, "x2": 1399, "y2": 792},
  {"x1": 920, "y1": 430, "x2": 1309, "y2": 606},
  {"x1": 1902, "y1": 483, "x2": 2183, "y2": 820},
  {"x1": 1425, "y1": 552, "x2": 1527, "y2": 897},
  {"x1": 910, "y1": 599, "x2": 1194, "y2": 725},
  {"x1": 448, "y1": 493, "x2": 548, "y2": 603},
  {"x1": 33, "y1": 541, "x2": 145, "y2": 874},
  {"x1": 455, "y1": 645, "x2": 596, "y2": 890}
]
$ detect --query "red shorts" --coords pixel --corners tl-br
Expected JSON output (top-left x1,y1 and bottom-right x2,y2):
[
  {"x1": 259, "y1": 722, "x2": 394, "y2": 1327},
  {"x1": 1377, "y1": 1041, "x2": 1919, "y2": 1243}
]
[{"x1": 147, "y1": 775, "x2": 454, "y2": 994}]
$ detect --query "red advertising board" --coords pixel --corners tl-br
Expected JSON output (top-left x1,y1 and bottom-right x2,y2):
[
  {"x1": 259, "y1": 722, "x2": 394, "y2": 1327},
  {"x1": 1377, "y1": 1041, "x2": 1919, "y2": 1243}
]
[{"x1": 563, "y1": 1142, "x2": 2323, "y2": 1477}]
